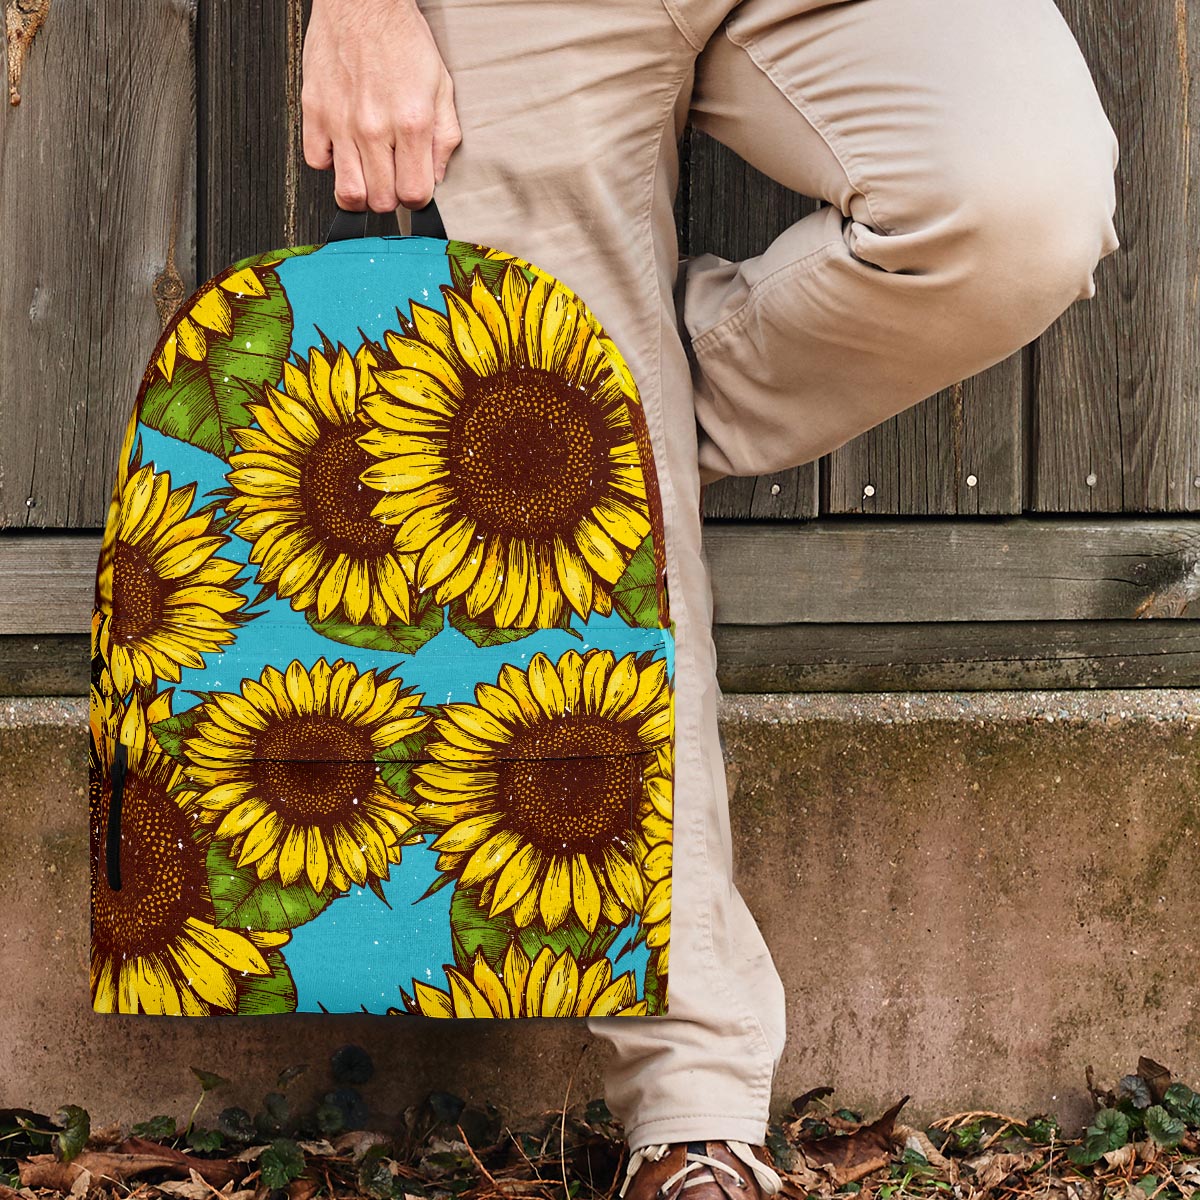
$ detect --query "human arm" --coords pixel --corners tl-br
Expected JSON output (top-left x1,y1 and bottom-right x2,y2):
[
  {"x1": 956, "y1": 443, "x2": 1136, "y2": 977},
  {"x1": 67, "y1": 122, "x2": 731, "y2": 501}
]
[{"x1": 301, "y1": 0, "x2": 462, "y2": 212}]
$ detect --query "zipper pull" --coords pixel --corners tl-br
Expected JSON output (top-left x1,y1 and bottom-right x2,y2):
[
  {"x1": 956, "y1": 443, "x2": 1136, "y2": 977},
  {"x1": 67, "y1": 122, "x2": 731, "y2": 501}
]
[{"x1": 106, "y1": 740, "x2": 128, "y2": 891}]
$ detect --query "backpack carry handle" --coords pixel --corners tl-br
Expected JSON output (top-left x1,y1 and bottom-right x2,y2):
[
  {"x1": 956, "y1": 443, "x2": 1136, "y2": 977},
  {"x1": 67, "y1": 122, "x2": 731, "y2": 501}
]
[{"x1": 325, "y1": 195, "x2": 447, "y2": 242}]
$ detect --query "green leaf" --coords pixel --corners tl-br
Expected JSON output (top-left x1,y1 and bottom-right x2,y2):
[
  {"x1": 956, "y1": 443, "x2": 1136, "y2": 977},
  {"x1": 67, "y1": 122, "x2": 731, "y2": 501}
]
[
  {"x1": 376, "y1": 722, "x2": 439, "y2": 807},
  {"x1": 358, "y1": 1145, "x2": 396, "y2": 1199},
  {"x1": 1145, "y1": 1105, "x2": 1186, "y2": 1148},
  {"x1": 52, "y1": 1106, "x2": 89, "y2": 1164},
  {"x1": 444, "y1": 242, "x2": 536, "y2": 296},
  {"x1": 447, "y1": 885, "x2": 623, "y2": 974},
  {"x1": 1163, "y1": 1082, "x2": 1200, "y2": 1126},
  {"x1": 1091, "y1": 1107, "x2": 1131, "y2": 1149},
  {"x1": 141, "y1": 268, "x2": 295, "y2": 459},
  {"x1": 131, "y1": 1115, "x2": 176, "y2": 1140},
  {"x1": 208, "y1": 840, "x2": 336, "y2": 933},
  {"x1": 260, "y1": 1138, "x2": 306, "y2": 1189},
  {"x1": 307, "y1": 594, "x2": 444, "y2": 655},
  {"x1": 642, "y1": 956, "x2": 666, "y2": 1016},
  {"x1": 237, "y1": 949, "x2": 298, "y2": 1015},
  {"x1": 232, "y1": 245, "x2": 318, "y2": 272},
  {"x1": 1069, "y1": 1107, "x2": 1131, "y2": 1163},
  {"x1": 217, "y1": 1106, "x2": 256, "y2": 1144},
  {"x1": 446, "y1": 596, "x2": 579, "y2": 648},
  {"x1": 186, "y1": 1127, "x2": 224, "y2": 1153},
  {"x1": 611, "y1": 534, "x2": 660, "y2": 629},
  {"x1": 190, "y1": 1067, "x2": 230, "y2": 1093},
  {"x1": 152, "y1": 705, "x2": 208, "y2": 760},
  {"x1": 1119, "y1": 1074, "x2": 1154, "y2": 1110}
]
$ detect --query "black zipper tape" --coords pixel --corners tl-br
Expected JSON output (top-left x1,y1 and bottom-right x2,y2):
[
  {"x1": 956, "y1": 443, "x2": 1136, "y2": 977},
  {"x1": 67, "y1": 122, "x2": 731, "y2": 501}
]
[{"x1": 105, "y1": 740, "x2": 128, "y2": 891}]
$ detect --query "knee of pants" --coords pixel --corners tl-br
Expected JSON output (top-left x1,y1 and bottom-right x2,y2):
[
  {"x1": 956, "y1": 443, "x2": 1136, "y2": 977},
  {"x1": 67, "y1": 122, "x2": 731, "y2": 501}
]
[{"x1": 856, "y1": 129, "x2": 1121, "y2": 356}]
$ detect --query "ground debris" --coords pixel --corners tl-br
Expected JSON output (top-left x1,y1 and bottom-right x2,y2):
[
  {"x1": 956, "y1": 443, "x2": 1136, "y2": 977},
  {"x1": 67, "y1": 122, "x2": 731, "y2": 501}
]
[{"x1": 7, "y1": 1053, "x2": 1200, "y2": 1200}]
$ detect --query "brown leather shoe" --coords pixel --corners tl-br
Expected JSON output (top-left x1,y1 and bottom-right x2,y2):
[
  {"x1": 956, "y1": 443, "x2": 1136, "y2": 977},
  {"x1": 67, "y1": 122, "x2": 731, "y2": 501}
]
[{"x1": 617, "y1": 1140, "x2": 784, "y2": 1200}]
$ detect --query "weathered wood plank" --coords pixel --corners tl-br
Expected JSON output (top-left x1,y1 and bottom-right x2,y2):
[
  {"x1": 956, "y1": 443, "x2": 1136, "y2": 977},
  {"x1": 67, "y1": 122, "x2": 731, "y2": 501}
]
[
  {"x1": 704, "y1": 519, "x2": 1200, "y2": 624},
  {"x1": 9, "y1": 618, "x2": 1200, "y2": 697},
  {"x1": 824, "y1": 352, "x2": 1025, "y2": 516},
  {"x1": 0, "y1": 0, "x2": 197, "y2": 529},
  {"x1": 8, "y1": 518, "x2": 1200, "y2": 635},
  {"x1": 714, "y1": 619, "x2": 1200, "y2": 692},
  {"x1": 0, "y1": 636, "x2": 89, "y2": 696},
  {"x1": 0, "y1": 537, "x2": 97, "y2": 633},
  {"x1": 1035, "y1": 0, "x2": 1197, "y2": 512},
  {"x1": 199, "y1": 0, "x2": 394, "y2": 275}
]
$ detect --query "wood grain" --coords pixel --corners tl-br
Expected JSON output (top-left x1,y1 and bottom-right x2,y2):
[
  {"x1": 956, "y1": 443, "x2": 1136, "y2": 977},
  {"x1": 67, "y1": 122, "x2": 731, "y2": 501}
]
[
  {"x1": 1034, "y1": 0, "x2": 1198, "y2": 513},
  {"x1": 0, "y1": 0, "x2": 196, "y2": 529}
]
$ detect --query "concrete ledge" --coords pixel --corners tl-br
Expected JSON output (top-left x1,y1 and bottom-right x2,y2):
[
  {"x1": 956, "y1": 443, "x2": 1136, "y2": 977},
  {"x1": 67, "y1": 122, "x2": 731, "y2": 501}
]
[{"x1": 4, "y1": 692, "x2": 1200, "y2": 1133}]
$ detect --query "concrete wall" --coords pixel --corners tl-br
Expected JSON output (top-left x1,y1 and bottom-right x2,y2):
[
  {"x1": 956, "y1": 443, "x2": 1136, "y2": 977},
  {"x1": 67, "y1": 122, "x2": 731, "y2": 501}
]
[{"x1": 4, "y1": 691, "x2": 1199, "y2": 1135}]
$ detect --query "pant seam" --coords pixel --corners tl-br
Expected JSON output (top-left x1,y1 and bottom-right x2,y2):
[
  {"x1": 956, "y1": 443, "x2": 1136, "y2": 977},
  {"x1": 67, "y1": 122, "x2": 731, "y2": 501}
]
[
  {"x1": 592, "y1": 44, "x2": 776, "y2": 1126},
  {"x1": 655, "y1": 66, "x2": 777, "y2": 1113},
  {"x1": 659, "y1": 0, "x2": 705, "y2": 52},
  {"x1": 689, "y1": 238, "x2": 842, "y2": 351},
  {"x1": 722, "y1": 25, "x2": 896, "y2": 234}
]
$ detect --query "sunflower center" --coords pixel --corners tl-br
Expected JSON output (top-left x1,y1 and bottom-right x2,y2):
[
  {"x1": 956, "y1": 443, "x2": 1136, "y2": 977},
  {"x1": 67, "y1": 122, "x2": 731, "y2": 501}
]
[
  {"x1": 499, "y1": 717, "x2": 644, "y2": 856},
  {"x1": 450, "y1": 367, "x2": 610, "y2": 537},
  {"x1": 302, "y1": 425, "x2": 399, "y2": 557},
  {"x1": 111, "y1": 542, "x2": 166, "y2": 639},
  {"x1": 252, "y1": 716, "x2": 378, "y2": 822},
  {"x1": 91, "y1": 757, "x2": 209, "y2": 957}
]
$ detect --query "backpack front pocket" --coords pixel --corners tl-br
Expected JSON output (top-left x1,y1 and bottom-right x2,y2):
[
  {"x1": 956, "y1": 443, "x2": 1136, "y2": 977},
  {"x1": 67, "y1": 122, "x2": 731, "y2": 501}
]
[{"x1": 89, "y1": 639, "x2": 672, "y2": 1018}]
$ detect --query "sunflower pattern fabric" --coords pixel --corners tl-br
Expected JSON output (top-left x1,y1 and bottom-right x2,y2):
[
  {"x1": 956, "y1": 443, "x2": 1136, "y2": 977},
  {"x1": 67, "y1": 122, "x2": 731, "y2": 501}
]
[{"x1": 89, "y1": 237, "x2": 674, "y2": 1018}]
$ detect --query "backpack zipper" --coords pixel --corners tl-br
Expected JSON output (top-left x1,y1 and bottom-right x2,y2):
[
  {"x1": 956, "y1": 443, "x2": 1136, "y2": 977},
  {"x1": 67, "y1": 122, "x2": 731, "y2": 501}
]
[{"x1": 106, "y1": 740, "x2": 128, "y2": 891}]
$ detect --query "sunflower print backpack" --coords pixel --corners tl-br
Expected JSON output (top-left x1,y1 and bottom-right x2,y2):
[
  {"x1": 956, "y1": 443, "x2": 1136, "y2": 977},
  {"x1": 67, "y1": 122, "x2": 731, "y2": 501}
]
[{"x1": 89, "y1": 201, "x2": 674, "y2": 1019}]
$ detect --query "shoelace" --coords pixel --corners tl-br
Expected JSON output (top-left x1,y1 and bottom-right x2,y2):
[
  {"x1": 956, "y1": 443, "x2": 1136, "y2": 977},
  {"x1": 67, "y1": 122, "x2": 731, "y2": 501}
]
[{"x1": 618, "y1": 1141, "x2": 783, "y2": 1199}]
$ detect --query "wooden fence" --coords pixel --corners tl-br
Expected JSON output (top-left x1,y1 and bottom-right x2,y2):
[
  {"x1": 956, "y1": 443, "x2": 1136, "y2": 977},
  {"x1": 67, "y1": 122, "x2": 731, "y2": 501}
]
[{"x1": 1, "y1": 0, "x2": 1196, "y2": 693}]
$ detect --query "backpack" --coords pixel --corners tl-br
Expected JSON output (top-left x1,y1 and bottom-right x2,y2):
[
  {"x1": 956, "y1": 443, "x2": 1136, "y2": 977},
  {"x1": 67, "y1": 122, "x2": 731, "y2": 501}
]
[{"x1": 89, "y1": 201, "x2": 675, "y2": 1019}]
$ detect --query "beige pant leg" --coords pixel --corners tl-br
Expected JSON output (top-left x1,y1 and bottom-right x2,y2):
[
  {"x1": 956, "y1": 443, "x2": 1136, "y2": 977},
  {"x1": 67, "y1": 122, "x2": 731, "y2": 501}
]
[
  {"x1": 416, "y1": 0, "x2": 787, "y2": 1151},
  {"x1": 682, "y1": 0, "x2": 1122, "y2": 485}
]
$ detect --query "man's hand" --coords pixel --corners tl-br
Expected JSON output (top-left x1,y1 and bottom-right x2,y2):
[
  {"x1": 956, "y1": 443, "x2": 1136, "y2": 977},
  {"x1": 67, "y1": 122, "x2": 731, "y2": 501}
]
[{"x1": 301, "y1": 0, "x2": 462, "y2": 212}]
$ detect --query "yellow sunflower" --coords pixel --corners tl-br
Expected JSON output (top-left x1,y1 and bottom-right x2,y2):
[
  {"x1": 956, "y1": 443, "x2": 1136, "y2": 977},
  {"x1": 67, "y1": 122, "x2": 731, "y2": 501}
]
[
  {"x1": 356, "y1": 262, "x2": 653, "y2": 628},
  {"x1": 181, "y1": 657, "x2": 431, "y2": 893},
  {"x1": 97, "y1": 461, "x2": 247, "y2": 695},
  {"x1": 393, "y1": 941, "x2": 647, "y2": 1018},
  {"x1": 226, "y1": 343, "x2": 416, "y2": 625},
  {"x1": 414, "y1": 646, "x2": 673, "y2": 933},
  {"x1": 90, "y1": 691, "x2": 287, "y2": 1015},
  {"x1": 640, "y1": 736, "x2": 673, "y2": 982},
  {"x1": 154, "y1": 264, "x2": 276, "y2": 383}
]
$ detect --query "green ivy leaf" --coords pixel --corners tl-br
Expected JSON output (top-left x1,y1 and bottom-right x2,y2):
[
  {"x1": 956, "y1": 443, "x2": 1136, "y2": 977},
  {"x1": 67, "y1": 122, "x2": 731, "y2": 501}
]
[
  {"x1": 260, "y1": 1138, "x2": 306, "y2": 1189},
  {"x1": 1163, "y1": 1082, "x2": 1200, "y2": 1126},
  {"x1": 141, "y1": 269, "x2": 295, "y2": 459},
  {"x1": 131, "y1": 1115, "x2": 177, "y2": 1140},
  {"x1": 217, "y1": 1106, "x2": 255, "y2": 1144},
  {"x1": 236, "y1": 949, "x2": 298, "y2": 1016},
  {"x1": 208, "y1": 840, "x2": 335, "y2": 933},
  {"x1": 1119, "y1": 1074, "x2": 1154, "y2": 1110},
  {"x1": 52, "y1": 1106, "x2": 90, "y2": 1164},
  {"x1": 187, "y1": 1127, "x2": 224, "y2": 1153},
  {"x1": 306, "y1": 594, "x2": 444, "y2": 655},
  {"x1": 1069, "y1": 1107, "x2": 1131, "y2": 1164},
  {"x1": 1145, "y1": 1105, "x2": 1186, "y2": 1148},
  {"x1": 190, "y1": 1067, "x2": 230, "y2": 1093},
  {"x1": 611, "y1": 535, "x2": 660, "y2": 629}
]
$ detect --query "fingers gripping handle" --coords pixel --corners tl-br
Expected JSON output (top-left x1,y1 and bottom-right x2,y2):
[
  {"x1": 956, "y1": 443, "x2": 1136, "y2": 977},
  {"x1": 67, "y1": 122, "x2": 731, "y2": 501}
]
[{"x1": 325, "y1": 195, "x2": 447, "y2": 242}]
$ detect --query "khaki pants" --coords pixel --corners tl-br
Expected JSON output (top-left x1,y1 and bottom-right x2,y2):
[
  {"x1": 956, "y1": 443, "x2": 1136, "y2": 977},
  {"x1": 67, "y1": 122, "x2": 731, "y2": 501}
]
[{"x1": 416, "y1": 0, "x2": 1121, "y2": 1149}]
